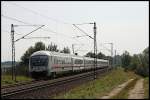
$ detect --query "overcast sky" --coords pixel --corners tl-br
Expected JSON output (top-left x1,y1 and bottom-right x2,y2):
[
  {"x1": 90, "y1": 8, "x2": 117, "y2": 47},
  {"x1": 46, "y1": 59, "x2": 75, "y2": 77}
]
[{"x1": 1, "y1": 1, "x2": 149, "y2": 62}]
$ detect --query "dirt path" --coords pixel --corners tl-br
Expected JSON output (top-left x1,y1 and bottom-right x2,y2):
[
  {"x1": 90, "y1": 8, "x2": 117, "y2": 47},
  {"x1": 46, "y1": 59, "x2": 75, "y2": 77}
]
[
  {"x1": 101, "y1": 79, "x2": 134, "y2": 99},
  {"x1": 128, "y1": 79, "x2": 144, "y2": 99}
]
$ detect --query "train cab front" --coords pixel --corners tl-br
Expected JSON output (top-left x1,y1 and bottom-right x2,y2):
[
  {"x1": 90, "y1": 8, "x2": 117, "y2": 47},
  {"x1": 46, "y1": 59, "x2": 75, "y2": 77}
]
[{"x1": 29, "y1": 55, "x2": 49, "y2": 78}]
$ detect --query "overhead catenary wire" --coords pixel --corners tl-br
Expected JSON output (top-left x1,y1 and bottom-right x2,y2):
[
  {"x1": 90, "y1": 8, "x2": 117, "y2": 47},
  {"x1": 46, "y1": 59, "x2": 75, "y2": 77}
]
[
  {"x1": 8, "y1": 2, "x2": 72, "y2": 25},
  {"x1": 2, "y1": 14, "x2": 84, "y2": 46},
  {"x1": 2, "y1": 2, "x2": 112, "y2": 55},
  {"x1": 3, "y1": 2, "x2": 85, "y2": 39},
  {"x1": 73, "y1": 24, "x2": 94, "y2": 39},
  {"x1": 2, "y1": 14, "x2": 111, "y2": 55},
  {"x1": 2, "y1": 15, "x2": 72, "y2": 39},
  {"x1": 15, "y1": 25, "x2": 45, "y2": 42},
  {"x1": 72, "y1": 23, "x2": 111, "y2": 55},
  {"x1": 98, "y1": 43, "x2": 111, "y2": 52},
  {"x1": 3, "y1": 3, "x2": 81, "y2": 43},
  {"x1": 22, "y1": 37, "x2": 50, "y2": 39},
  {"x1": 3, "y1": 3, "x2": 91, "y2": 49},
  {"x1": 2, "y1": 14, "x2": 29, "y2": 25}
]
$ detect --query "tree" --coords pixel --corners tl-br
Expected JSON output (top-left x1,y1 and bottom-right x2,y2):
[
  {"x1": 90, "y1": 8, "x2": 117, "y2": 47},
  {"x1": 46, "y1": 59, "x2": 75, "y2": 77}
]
[
  {"x1": 20, "y1": 46, "x2": 34, "y2": 65},
  {"x1": 60, "y1": 47, "x2": 70, "y2": 54},
  {"x1": 84, "y1": 52, "x2": 95, "y2": 58},
  {"x1": 85, "y1": 51, "x2": 107, "y2": 59},
  {"x1": 113, "y1": 55, "x2": 122, "y2": 67},
  {"x1": 34, "y1": 41, "x2": 46, "y2": 51},
  {"x1": 121, "y1": 51, "x2": 131, "y2": 71},
  {"x1": 135, "y1": 47, "x2": 149, "y2": 77},
  {"x1": 46, "y1": 42, "x2": 59, "y2": 52},
  {"x1": 97, "y1": 52, "x2": 106, "y2": 59},
  {"x1": 129, "y1": 54, "x2": 140, "y2": 71}
]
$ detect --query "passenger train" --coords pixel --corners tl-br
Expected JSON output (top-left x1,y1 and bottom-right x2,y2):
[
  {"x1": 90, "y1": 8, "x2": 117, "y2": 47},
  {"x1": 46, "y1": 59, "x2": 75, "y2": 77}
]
[{"x1": 29, "y1": 50, "x2": 109, "y2": 78}]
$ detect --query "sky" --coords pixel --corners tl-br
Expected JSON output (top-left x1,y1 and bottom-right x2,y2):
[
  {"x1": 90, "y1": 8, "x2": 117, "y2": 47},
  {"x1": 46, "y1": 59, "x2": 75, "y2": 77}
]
[{"x1": 1, "y1": 1, "x2": 149, "y2": 62}]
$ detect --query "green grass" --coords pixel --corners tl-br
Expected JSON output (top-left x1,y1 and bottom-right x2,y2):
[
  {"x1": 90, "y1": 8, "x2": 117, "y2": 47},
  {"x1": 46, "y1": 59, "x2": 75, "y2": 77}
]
[
  {"x1": 54, "y1": 67, "x2": 138, "y2": 99},
  {"x1": 1, "y1": 75, "x2": 33, "y2": 86},
  {"x1": 144, "y1": 77, "x2": 149, "y2": 99}
]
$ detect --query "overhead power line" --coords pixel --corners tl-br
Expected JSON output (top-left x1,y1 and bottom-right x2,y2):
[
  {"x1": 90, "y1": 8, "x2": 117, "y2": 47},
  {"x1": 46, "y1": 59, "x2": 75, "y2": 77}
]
[
  {"x1": 73, "y1": 24, "x2": 94, "y2": 39},
  {"x1": 2, "y1": 29, "x2": 23, "y2": 35},
  {"x1": 2, "y1": 14, "x2": 29, "y2": 24},
  {"x1": 22, "y1": 36, "x2": 50, "y2": 39},
  {"x1": 7, "y1": 2, "x2": 80, "y2": 40},
  {"x1": 2, "y1": 15, "x2": 69, "y2": 37},
  {"x1": 3, "y1": 2, "x2": 89, "y2": 44},
  {"x1": 15, "y1": 25, "x2": 45, "y2": 42},
  {"x1": 8, "y1": 2, "x2": 72, "y2": 25},
  {"x1": 98, "y1": 43, "x2": 111, "y2": 52},
  {"x1": 2, "y1": 14, "x2": 83, "y2": 45},
  {"x1": 73, "y1": 23, "x2": 93, "y2": 25}
]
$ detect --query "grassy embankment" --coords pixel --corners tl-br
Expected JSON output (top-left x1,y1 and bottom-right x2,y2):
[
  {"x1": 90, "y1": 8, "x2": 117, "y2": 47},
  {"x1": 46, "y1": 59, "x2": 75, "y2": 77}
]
[
  {"x1": 144, "y1": 77, "x2": 149, "y2": 99},
  {"x1": 1, "y1": 75, "x2": 33, "y2": 86},
  {"x1": 54, "y1": 67, "x2": 139, "y2": 99}
]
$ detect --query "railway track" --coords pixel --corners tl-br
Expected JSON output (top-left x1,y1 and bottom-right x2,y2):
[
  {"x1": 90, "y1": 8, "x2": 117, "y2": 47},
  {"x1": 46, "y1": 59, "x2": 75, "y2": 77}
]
[
  {"x1": 1, "y1": 80, "x2": 37, "y2": 89},
  {"x1": 1, "y1": 67, "x2": 111, "y2": 99}
]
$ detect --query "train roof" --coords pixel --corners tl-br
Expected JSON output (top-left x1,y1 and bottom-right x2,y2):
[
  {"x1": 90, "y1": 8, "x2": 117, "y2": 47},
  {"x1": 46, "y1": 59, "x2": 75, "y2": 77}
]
[
  {"x1": 30, "y1": 50, "x2": 82, "y2": 58},
  {"x1": 30, "y1": 50, "x2": 51, "y2": 57},
  {"x1": 30, "y1": 50, "x2": 108, "y2": 62}
]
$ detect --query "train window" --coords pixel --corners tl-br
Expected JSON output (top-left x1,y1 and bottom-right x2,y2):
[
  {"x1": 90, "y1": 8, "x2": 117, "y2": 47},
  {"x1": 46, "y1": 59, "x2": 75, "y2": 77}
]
[
  {"x1": 75, "y1": 59, "x2": 83, "y2": 64},
  {"x1": 57, "y1": 57, "x2": 62, "y2": 64},
  {"x1": 62, "y1": 58, "x2": 63, "y2": 64},
  {"x1": 53, "y1": 57, "x2": 57, "y2": 64},
  {"x1": 86, "y1": 60, "x2": 90, "y2": 64},
  {"x1": 65, "y1": 58, "x2": 67, "y2": 64},
  {"x1": 54, "y1": 57, "x2": 56, "y2": 64},
  {"x1": 54, "y1": 57, "x2": 57, "y2": 64},
  {"x1": 56, "y1": 58, "x2": 58, "y2": 64},
  {"x1": 88, "y1": 60, "x2": 90, "y2": 64},
  {"x1": 30, "y1": 55, "x2": 48, "y2": 66},
  {"x1": 92, "y1": 60, "x2": 94, "y2": 64},
  {"x1": 53, "y1": 57, "x2": 54, "y2": 64}
]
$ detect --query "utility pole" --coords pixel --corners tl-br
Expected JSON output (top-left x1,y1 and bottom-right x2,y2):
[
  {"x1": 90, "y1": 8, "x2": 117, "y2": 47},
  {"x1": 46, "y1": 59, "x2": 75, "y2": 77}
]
[
  {"x1": 11, "y1": 24, "x2": 45, "y2": 81},
  {"x1": 111, "y1": 43, "x2": 113, "y2": 68},
  {"x1": 93, "y1": 22, "x2": 97, "y2": 79},
  {"x1": 72, "y1": 22, "x2": 97, "y2": 79},
  {"x1": 72, "y1": 44, "x2": 75, "y2": 54},
  {"x1": 114, "y1": 49, "x2": 116, "y2": 67},
  {"x1": 11, "y1": 24, "x2": 15, "y2": 80}
]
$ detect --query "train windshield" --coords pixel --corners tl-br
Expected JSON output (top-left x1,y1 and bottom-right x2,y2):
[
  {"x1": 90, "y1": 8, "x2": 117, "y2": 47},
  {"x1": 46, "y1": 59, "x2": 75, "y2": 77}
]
[{"x1": 30, "y1": 55, "x2": 48, "y2": 66}]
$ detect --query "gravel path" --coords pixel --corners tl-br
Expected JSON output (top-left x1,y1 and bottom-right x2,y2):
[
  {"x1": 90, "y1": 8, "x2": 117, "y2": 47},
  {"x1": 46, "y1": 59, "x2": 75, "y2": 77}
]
[
  {"x1": 128, "y1": 79, "x2": 144, "y2": 99},
  {"x1": 101, "y1": 79, "x2": 134, "y2": 99}
]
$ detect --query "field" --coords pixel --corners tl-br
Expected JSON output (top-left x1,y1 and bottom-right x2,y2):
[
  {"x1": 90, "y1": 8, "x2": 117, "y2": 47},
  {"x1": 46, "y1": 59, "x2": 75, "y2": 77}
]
[
  {"x1": 1, "y1": 75, "x2": 33, "y2": 86},
  {"x1": 54, "y1": 67, "x2": 146, "y2": 99}
]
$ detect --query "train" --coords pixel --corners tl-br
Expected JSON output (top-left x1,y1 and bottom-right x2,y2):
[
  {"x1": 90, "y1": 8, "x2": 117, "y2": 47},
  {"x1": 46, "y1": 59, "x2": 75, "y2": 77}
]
[{"x1": 29, "y1": 50, "x2": 110, "y2": 78}]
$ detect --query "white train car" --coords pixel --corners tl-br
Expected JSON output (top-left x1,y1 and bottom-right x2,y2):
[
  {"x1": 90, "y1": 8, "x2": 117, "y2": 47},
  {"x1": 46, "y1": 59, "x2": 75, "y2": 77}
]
[
  {"x1": 97, "y1": 59, "x2": 109, "y2": 68},
  {"x1": 72, "y1": 55, "x2": 84, "y2": 70},
  {"x1": 83, "y1": 57, "x2": 94, "y2": 69},
  {"x1": 29, "y1": 50, "x2": 109, "y2": 78}
]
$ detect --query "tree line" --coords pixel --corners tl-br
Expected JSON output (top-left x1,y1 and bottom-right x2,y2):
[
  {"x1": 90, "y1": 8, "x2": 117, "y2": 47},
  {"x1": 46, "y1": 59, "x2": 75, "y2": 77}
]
[
  {"x1": 121, "y1": 47, "x2": 149, "y2": 77},
  {"x1": 81, "y1": 47, "x2": 149, "y2": 77}
]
